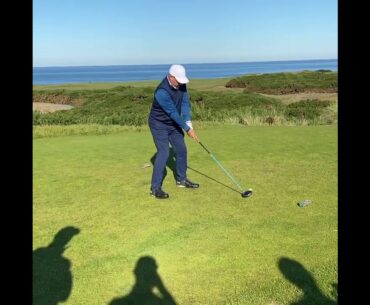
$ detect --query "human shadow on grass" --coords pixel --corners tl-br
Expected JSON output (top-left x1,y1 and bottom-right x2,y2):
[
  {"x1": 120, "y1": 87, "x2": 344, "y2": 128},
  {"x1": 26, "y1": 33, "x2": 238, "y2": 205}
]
[
  {"x1": 109, "y1": 256, "x2": 177, "y2": 305},
  {"x1": 278, "y1": 257, "x2": 337, "y2": 305},
  {"x1": 150, "y1": 146, "x2": 240, "y2": 194},
  {"x1": 187, "y1": 166, "x2": 240, "y2": 194},
  {"x1": 150, "y1": 146, "x2": 177, "y2": 183},
  {"x1": 33, "y1": 226, "x2": 80, "y2": 305}
]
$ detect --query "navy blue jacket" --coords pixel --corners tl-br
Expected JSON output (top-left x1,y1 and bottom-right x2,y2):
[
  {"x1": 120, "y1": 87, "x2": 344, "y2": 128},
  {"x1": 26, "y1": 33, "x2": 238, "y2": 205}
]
[{"x1": 149, "y1": 77, "x2": 191, "y2": 131}]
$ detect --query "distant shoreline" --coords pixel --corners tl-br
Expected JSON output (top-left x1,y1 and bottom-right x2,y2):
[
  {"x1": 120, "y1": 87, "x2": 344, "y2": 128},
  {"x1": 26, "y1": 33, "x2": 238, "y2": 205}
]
[
  {"x1": 33, "y1": 59, "x2": 337, "y2": 86},
  {"x1": 33, "y1": 58, "x2": 337, "y2": 69}
]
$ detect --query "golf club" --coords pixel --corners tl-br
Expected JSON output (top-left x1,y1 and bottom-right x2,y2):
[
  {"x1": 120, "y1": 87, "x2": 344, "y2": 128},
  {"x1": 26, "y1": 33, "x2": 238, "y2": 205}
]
[{"x1": 198, "y1": 141, "x2": 253, "y2": 198}]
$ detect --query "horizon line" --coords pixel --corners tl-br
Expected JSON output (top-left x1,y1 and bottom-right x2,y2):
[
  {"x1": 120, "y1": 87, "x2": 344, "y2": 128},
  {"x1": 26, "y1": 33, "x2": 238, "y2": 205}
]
[{"x1": 33, "y1": 58, "x2": 337, "y2": 69}]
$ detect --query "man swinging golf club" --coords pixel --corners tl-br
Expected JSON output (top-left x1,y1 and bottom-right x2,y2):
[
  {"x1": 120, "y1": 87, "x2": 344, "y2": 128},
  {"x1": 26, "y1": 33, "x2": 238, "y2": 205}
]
[{"x1": 148, "y1": 64, "x2": 200, "y2": 199}]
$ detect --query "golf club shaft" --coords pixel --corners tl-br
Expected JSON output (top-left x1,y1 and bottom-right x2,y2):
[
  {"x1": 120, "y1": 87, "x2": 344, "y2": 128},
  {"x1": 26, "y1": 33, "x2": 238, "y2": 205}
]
[
  {"x1": 198, "y1": 141, "x2": 211, "y2": 154},
  {"x1": 198, "y1": 142, "x2": 244, "y2": 192}
]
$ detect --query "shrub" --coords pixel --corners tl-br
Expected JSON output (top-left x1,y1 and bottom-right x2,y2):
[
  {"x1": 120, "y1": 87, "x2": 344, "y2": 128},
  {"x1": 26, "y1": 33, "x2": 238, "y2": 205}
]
[
  {"x1": 284, "y1": 99, "x2": 332, "y2": 121},
  {"x1": 225, "y1": 71, "x2": 338, "y2": 93}
]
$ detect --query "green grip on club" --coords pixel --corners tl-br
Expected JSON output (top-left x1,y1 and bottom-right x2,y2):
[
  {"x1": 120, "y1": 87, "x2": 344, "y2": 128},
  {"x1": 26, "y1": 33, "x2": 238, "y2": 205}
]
[
  {"x1": 209, "y1": 153, "x2": 244, "y2": 192},
  {"x1": 199, "y1": 141, "x2": 245, "y2": 192}
]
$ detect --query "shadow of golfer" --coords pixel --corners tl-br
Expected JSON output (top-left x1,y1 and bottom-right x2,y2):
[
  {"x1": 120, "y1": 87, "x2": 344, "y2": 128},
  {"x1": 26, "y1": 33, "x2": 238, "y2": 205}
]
[
  {"x1": 278, "y1": 257, "x2": 337, "y2": 305},
  {"x1": 33, "y1": 226, "x2": 80, "y2": 305},
  {"x1": 150, "y1": 147, "x2": 240, "y2": 194},
  {"x1": 150, "y1": 146, "x2": 177, "y2": 182},
  {"x1": 109, "y1": 256, "x2": 177, "y2": 305},
  {"x1": 187, "y1": 166, "x2": 240, "y2": 194}
]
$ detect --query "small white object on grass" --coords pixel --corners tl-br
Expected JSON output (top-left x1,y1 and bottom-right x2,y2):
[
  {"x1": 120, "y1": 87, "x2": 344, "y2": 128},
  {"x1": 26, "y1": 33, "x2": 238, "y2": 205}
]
[{"x1": 298, "y1": 199, "x2": 312, "y2": 207}]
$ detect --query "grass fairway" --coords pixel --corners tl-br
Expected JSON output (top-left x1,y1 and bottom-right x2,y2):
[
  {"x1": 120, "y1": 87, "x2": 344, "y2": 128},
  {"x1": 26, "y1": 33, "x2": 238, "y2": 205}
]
[{"x1": 33, "y1": 125, "x2": 337, "y2": 305}]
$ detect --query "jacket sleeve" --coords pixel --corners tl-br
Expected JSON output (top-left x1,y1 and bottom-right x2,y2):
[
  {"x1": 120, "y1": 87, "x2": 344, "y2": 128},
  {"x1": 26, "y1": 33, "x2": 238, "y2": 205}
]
[
  {"x1": 155, "y1": 89, "x2": 190, "y2": 132},
  {"x1": 181, "y1": 92, "x2": 191, "y2": 122}
]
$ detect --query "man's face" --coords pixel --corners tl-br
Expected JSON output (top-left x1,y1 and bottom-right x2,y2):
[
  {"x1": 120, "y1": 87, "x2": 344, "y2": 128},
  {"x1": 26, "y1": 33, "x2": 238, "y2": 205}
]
[{"x1": 169, "y1": 75, "x2": 181, "y2": 88}]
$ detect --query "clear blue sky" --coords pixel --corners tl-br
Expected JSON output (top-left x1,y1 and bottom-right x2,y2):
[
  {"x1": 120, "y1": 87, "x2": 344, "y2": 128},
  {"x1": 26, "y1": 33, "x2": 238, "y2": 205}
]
[{"x1": 33, "y1": 0, "x2": 337, "y2": 67}]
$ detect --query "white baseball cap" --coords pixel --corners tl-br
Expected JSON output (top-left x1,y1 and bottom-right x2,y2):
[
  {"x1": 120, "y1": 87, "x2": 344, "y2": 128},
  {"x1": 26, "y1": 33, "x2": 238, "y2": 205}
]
[{"x1": 169, "y1": 64, "x2": 189, "y2": 84}]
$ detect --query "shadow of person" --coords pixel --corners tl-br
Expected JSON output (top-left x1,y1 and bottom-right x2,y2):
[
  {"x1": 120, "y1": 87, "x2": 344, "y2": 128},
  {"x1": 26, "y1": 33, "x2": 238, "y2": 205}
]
[
  {"x1": 278, "y1": 257, "x2": 337, "y2": 305},
  {"x1": 33, "y1": 226, "x2": 80, "y2": 305},
  {"x1": 186, "y1": 166, "x2": 240, "y2": 194},
  {"x1": 330, "y1": 283, "x2": 338, "y2": 301},
  {"x1": 109, "y1": 256, "x2": 177, "y2": 305},
  {"x1": 150, "y1": 146, "x2": 177, "y2": 182},
  {"x1": 150, "y1": 147, "x2": 240, "y2": 194}
]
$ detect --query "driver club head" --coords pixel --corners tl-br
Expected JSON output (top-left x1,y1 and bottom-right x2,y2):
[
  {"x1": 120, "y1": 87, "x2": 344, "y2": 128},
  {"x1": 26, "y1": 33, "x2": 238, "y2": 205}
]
[{"x1": 241, "y1": 189, "x2": 253, "y2": 198}]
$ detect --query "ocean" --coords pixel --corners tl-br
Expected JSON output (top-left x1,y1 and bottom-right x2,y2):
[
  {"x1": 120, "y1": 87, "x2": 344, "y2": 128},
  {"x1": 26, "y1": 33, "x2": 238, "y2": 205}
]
[{"x1": 33, "y1": 59, "x2": 337, "y2": 85}]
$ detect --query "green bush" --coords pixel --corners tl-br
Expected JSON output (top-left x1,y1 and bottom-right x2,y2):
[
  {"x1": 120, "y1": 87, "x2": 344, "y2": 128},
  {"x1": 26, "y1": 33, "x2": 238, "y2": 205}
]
[
  {"x1": 225, "y1": 71, "x2": 337, "y2": 93},
  {"x1": 285, "y1": 99, "x2": 332, "y2": 121},
  {"x1": 33, "y1": 74, "x2": 337, "y2": 127}
]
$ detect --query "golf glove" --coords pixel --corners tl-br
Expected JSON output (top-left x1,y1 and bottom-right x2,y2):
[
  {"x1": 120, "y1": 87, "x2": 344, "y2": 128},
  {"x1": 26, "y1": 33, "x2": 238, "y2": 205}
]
[{"x1": 186, "y1": 120, "x2": 193, "y2": 129}]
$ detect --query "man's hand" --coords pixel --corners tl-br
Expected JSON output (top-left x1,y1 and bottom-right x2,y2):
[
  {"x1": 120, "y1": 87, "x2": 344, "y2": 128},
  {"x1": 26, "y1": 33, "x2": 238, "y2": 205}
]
[{"x1": 187, "y1": 128, "x2": 199, "y2": 142}]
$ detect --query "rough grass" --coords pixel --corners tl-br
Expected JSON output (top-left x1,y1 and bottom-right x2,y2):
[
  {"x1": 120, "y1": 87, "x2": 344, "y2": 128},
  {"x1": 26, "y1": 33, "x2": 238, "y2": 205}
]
[
  {"x1": 32, "y1": 88, "x2": 336, "y2": 126},
  {"x1": 260, "y1": 92, "x2": 337, "y2": 105},
  {"x1": 32, "y1": 78, "x2": 233, "y2": 92},
  {"x1": 33, "y1": 124, "x2": 149, "y2": 138},
  {"x1": 225, "y1": 71, "x2": 337, "y2": 94},
  {"x1": 33, "y1": 125, "x2": 337, "y2": 305},
  {"x1": 32, "y1": 71, "x2": 338, "y2": 127}
]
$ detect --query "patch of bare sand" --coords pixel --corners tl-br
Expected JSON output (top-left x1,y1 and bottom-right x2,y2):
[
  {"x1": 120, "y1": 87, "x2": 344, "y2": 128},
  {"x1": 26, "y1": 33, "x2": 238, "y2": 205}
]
[{"x1": 33, "y1": 102, "x2": 74, "y2": 113}]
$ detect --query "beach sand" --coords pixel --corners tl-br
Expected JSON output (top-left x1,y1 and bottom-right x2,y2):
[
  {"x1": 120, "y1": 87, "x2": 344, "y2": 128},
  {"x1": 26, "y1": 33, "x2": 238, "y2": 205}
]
[{"x1": 33, "y1": 102, "x2": 74, "y2": 113}]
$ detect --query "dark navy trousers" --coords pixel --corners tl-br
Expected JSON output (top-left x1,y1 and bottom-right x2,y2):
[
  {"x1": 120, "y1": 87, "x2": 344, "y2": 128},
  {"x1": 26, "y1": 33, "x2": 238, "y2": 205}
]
[{"x1": 149, "y1": 121, "x2": 187, "y2": 190}]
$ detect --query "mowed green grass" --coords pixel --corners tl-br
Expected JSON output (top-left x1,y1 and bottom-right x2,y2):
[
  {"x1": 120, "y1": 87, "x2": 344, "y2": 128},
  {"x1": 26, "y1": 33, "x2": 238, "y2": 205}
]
[{"x1": 33, "y1": 125, "x2": 337, "y2": 305}]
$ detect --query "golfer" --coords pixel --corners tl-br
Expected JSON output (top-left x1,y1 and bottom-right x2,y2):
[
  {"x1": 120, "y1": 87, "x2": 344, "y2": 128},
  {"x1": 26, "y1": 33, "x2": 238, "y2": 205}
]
[{"x1": 148, "y1": 64, "x2": 199, "y2": 199}]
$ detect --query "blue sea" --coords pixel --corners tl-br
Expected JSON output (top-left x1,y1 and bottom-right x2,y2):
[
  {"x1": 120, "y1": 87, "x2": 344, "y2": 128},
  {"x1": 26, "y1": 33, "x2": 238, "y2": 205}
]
[{"x1": 33, "y1": 59, "x2": 337, "y2": 85}]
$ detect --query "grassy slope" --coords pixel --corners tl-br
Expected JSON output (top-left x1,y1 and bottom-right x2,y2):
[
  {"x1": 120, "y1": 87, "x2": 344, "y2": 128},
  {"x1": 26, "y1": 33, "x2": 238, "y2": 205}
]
[
  {"x1": 33, "y1": 72, "x2": 338, "y2": 128},
  {"x1": 225, "y1": 71, "x2": 337, "y2": 94},
  {"x1": 33, "y1": 75, "x2": 338, "y2": 127},
  {"x1": 33, "y1": 125, "x2": 337, "y2": 305},
  {"x1": 32, "y1": 77, "x2": 233, "y2": 92}
]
